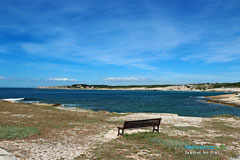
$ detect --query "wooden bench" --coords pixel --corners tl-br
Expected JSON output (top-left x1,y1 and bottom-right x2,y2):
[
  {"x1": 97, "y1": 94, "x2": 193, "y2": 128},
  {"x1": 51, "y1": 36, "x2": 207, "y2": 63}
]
[{"x1": 117, "y1": 118, "x2": 161, "y2": 136}]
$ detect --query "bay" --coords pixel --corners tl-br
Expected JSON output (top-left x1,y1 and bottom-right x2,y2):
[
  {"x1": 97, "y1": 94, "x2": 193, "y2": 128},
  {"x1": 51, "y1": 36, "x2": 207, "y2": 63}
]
[{"x1": 0, "y1": 88, "x2": 240, "y2": 117}]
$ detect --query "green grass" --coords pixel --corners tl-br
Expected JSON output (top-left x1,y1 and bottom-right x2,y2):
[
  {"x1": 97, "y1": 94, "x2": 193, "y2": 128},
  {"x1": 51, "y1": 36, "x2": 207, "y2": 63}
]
[
  {"x1": 211, "y1": 114, "x2": 235, "y2": 118},
  {"x1": 124, "y1": 132, "x2": 193, "y2": 151},
  {"x1": 0, "y1": 126, "x2": 40, "y2": 139},
  {"x1": 123, "y1": 132, "x2": 161, "y2": 140},
  {"x1": 147, "y1": 138, "x2": 192, "y2": 147}
]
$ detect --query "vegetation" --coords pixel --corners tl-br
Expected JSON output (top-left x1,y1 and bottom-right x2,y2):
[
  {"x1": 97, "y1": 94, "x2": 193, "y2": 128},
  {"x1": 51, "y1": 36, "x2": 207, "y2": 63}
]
[
  {"x1": 0, "y1": 101, "x2": 116, "y2": 140},
  {"x1": 192, "y1": 82, "x2": 240, "y2": 90},
  {"x1": 172, "y1": 126, "x2": 204, "y2": 132},
  {"x1": 70, "y1": 84, "x2": 175, "y2": 89},
  {"x1": 85, "y1": 132, "x2": 230, "y2": 160},
  {"x1": 1, "y1": 101, "x2": 239, "y2": 159},
  {"x1": 40, "y1": 82, "x2": 240, "y2": 90},
  {"x1": 204, "y1": 120, "x2": 240, "y2": 134},
  {"x1": 0, "y1": 126, "x2": 39, "y2": 139},
  {"x1": 211, "y1": 114, "x2": 236, "y2": 118},
  {"x1": 211, "y1": 82, "x2": 240, "y2": 88}
]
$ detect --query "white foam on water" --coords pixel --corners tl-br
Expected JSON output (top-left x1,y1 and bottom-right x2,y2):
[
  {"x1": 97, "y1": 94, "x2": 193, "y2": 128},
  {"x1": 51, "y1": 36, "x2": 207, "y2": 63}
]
[
  {"x1": 62, "y1": 104, "x2": 79, "y2": 107},
  {"x1": 2, "y1": 98, "x2": 24, "y2": 102},
  {"x1": 22, "y1": 100, "x2": 40, "y2": 104},
  {"x1": 196, "y1": 96, "x2": 205, "y2": 99}
]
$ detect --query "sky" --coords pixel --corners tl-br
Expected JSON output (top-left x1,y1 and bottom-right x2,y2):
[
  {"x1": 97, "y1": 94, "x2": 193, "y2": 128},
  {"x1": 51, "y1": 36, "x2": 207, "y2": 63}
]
[{"x1": 0, "y1": 0, "x2": 240, "y2": 87}]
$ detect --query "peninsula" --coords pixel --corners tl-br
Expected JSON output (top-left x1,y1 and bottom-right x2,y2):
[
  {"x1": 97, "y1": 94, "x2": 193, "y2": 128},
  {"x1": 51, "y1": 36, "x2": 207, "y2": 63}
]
[{"x1": 38, "y1": 82, "x2": 240, "y2": 92}]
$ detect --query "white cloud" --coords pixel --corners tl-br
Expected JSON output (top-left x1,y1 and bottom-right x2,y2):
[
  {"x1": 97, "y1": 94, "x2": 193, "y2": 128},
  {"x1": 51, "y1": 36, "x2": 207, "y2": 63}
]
[
  {"x1": 104, "y1": 77, "x2": 147, "y2": 82},
  {"x1": 47, "y1": 78, "x2": 78, "y2": 81},
  {"x1": 182, "y1": 37, "x2": 240, "y2": 63},
  {"x1": 16, "y1": 1, "x2": 199, "y2": 71},
  {"x1": 0, "y1": 76, "x2": 5, "y2": 79}
]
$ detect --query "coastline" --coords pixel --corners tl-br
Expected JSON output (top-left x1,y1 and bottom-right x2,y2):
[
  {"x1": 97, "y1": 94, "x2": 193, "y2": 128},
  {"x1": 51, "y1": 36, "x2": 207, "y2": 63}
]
[
  {"x1": 3, "y1": 89, "x2": 240, "y2": 114},
  {"x1": 37, "y1": 86, "x2": 202, "y2": 91},
  {"x1": 37, "y1": 87, "x2": 240, "y2": 108},
  {"x1": 205, "y1": 94, "x2": 240, "y2": 107},
  {"x1": 37, "y1": 86, "x2": 240, "y2": 93}
]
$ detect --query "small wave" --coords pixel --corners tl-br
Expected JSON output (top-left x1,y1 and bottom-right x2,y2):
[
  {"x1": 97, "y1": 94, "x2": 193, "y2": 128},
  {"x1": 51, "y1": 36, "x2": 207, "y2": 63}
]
[
  {"x1": 2, "y1": 98, "x2": 24, "y2": 102},
  {"x1": 196, "y1": 96, "x2": 206, "y2": 99},
  {"x1": 62, "y1": 104, "x2": 80, "y2": 107},
  {"x1": 22, "y1": 100, "x2": 40, "y2": 104}
]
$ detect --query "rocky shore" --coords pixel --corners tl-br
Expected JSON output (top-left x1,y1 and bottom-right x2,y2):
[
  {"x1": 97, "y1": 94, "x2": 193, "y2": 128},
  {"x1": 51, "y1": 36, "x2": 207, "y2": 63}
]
[{"x1": 205, "y1": 94, "x2": 240, "y2": 107}]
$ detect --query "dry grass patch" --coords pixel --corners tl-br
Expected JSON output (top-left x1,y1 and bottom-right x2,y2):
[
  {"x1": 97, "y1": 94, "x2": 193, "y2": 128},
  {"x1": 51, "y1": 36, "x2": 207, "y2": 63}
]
[
  {"x1": 0, "y1": 101, "x2": 117, "y2": 140},
  {"x1": 172, "y1": 126, "x2": 205, "y2": 132},
  {"x1": 203, "y1": 119, "x2": 240, "y2": 135},
  {"x1": 85, "y1": 132, "x2": 232, "y2": 160}
]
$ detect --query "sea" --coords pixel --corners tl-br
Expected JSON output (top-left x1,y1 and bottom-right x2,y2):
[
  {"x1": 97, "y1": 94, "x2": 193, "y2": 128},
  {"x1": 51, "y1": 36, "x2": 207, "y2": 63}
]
[{"x1": 0, "y1": 88, "x2": 240, "y2": 117}]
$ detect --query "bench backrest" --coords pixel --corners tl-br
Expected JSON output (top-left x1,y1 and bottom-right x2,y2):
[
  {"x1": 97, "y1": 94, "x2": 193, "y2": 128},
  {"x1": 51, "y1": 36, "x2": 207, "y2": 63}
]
[{"x1": 123, "y1": 118, "x2": 161, "y2": 129}]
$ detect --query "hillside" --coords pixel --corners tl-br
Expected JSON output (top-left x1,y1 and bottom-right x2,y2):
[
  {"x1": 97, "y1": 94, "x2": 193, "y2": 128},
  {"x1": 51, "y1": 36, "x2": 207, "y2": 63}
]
[{"x1": 38, "y1": 82, "x2": 240, "y2": 92}]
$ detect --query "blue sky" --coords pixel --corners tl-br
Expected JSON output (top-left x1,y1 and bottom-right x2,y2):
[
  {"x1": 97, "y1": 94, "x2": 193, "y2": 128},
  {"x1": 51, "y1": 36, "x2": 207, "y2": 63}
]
[{"x1": 0, "y1": 0, "x2": 240, "y2": 87}]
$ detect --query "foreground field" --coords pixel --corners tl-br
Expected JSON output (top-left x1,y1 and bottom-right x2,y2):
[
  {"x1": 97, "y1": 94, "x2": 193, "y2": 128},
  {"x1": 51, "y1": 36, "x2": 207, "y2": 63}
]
[{"x1": 0, "y1": 101, "x2": 240, "y2": 160}]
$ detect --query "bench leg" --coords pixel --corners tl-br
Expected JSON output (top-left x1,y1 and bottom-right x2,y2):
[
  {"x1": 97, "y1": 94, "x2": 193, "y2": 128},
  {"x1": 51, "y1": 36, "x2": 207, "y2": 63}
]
[
  {"x1": 153, "y1": 126, "x2": 160, "y2": 132},
  {"x1": 118, "y1": 128, "x2": 124, "y2": 136},
  {"x1": 118, "y1": 128, "x2": 120, "y2": 136}
]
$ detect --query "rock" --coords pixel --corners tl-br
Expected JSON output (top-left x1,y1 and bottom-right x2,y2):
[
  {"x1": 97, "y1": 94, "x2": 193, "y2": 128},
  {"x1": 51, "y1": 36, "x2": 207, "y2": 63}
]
[{"x1": 0, "y1": 148, "x2": 19, "y2": 160}]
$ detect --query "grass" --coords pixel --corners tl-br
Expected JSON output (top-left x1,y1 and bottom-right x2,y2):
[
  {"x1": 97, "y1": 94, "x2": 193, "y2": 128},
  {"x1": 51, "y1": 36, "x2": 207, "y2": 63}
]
[
  {"x1": 1, "y1": 100, "x2": 239, "y2": 159},
  {"x1": 86, "y1": 132, "x2": 231, "y2": 160},
  {"x1": 172, "y1": 126, "x2": 205, "y2": 132},
  {"x1": 0, "y1": 101, "x2": 114, "y2": 140},
  {"x1": 147, "y1": 138, "x2": 191, "y2": 147},
  {"x1": 200, "y1": 119, "x2": 240, "y2": 159},
  {"x1": 214, "y1": 136, "x2": 238, "y2": 144},
  {"x1": 211, "y1": 114, "x2": 236, "y2": 118},
  {"x1": 124, "y1": 132, "x2": 162, "y2": 140},
  {"x1": 204, "y1": 120, "x2": 239, "y2": 133},
  {"x1": 0, "y1": 126, "x2": 39, "y2": 139}
]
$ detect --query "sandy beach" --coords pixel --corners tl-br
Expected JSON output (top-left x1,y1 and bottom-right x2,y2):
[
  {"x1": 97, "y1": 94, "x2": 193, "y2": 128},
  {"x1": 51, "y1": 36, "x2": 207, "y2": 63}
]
[{"x1": 0, "y1": 100, "x2": 240, "y2": 159}]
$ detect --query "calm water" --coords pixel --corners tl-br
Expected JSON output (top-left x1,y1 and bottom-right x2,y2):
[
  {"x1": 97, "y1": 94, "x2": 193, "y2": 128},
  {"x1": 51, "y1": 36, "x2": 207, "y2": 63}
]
[{"x1": 0, "y1": 88, "x2": 240, "y2": 117}]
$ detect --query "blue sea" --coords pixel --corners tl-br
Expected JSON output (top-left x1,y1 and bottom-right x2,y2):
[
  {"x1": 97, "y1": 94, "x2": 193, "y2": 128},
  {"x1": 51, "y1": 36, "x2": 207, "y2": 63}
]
[{"x1": 0, "y1": 88, "x2": 240, "y2": 117}]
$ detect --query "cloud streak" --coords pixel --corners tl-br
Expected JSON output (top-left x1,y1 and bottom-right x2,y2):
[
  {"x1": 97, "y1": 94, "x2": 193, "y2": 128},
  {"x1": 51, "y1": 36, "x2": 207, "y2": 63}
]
[
  {"x1": 47, "y1": 78, "x2": 78, "y2": 81},
  {"x1": 1, "y1": 0, "x2": 240, "y2": 87},
  {"x1": 104, "y1": 77, "x2": 148, "y2": 82},
  {"x1": 1, "y1": 0, "x2": 199, "y2": 71}
]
